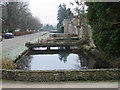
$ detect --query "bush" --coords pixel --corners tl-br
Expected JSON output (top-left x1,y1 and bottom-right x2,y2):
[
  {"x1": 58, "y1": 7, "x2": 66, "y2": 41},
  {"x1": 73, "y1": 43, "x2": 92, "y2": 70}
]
[
  {"x1": 86, "y1": 2, "x2": 120, "y2": 56},
  {"x1": 1, "y1": 58, "x2": 17, "y2": 69}
]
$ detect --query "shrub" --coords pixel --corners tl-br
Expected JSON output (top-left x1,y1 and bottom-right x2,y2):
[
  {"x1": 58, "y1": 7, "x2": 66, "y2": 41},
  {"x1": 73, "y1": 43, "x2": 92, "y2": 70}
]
[
  {"x1": 0, "y1": 58, "x2": 17, "y2": 69},
  {"x1": 86, "y1": 2, "x2": 120, "y2": 56}
]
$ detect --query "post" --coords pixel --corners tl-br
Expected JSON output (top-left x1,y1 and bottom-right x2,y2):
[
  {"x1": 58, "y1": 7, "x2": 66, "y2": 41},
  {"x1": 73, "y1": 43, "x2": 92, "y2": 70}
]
[
  {"x1": 47, "y1": 46, "x2": 50, "y2": 51},
  {"x1": 65, "y1": 46, "x2": 70, "y2": 50}
]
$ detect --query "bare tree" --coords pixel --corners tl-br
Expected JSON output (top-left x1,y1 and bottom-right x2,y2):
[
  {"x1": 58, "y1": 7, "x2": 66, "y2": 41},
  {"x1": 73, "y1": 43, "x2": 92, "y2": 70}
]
[{"x1": 1, "y1": 1, "x2": 42, "y2": 33}]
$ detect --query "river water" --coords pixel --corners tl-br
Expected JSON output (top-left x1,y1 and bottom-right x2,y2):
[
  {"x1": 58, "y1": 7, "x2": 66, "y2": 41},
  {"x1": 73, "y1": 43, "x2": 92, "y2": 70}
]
[
  {"x1": 16, "y1": 53, "x2": 86, "y2": 70},
  {"x1": 16, "y1": 49, "x2": 110, "y2": 70}
]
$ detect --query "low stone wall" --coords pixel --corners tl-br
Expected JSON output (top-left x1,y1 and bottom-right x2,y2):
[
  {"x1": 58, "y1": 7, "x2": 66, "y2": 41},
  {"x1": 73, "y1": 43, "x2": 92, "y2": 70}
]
[{"x1": 2, "y1": 69, "x2": 119, "y2": 82}]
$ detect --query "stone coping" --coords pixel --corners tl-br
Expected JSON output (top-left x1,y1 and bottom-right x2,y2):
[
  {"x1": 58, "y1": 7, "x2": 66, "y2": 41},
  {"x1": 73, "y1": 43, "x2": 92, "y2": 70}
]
[
  {"x1": 1, "y1": 68, "x2": 119, "y2": 72},
  {"x1": 2, "y1": 69, "x2": 120, "y2": 82}
]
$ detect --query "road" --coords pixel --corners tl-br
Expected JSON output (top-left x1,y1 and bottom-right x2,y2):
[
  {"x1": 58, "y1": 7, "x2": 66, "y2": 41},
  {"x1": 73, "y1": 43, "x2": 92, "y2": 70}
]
[
  {"x1": 0, "y1": 31, "x2": 49, "y2": 60},
  {"x1": 1, "y1": 31, "x2": 48, "y2": 52},
  {"x1": 2, "y1": 80, "x2": 119, "y2": 88}
]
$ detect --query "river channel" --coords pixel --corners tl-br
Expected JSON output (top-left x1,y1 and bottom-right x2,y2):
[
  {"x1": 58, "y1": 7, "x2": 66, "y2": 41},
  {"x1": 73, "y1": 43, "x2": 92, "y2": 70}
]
[{"x1": 15, "y1": 48, "x2": 110, "y2": 70}]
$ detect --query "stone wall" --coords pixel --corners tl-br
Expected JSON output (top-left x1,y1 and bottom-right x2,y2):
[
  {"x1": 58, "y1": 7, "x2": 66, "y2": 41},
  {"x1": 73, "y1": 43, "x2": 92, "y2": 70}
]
[
  {"x1": 63, "y1": 19, "x2": 77, "y2": 34},
  {"x1": 2, "y1": 69, "x2": 119, "y2": 82},
  {"x1": 63, "y1": 16, "x2": 96, "y2": 48}
]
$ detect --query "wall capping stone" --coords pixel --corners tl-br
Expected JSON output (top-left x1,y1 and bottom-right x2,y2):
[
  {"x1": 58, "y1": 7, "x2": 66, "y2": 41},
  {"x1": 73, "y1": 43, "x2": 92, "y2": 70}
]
[
  {"x1": 1, "y1": 68, "x2": 119, "y2": 72},
  {"x1": 2, "y1": 69, "x2": 120, "y2": 82}
]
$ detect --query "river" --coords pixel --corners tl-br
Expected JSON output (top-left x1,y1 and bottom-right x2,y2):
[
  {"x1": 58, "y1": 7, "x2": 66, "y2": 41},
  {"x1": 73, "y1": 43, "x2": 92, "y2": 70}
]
[{"x1": 16, "y1": 49, "x2": 110, "y2": 70}]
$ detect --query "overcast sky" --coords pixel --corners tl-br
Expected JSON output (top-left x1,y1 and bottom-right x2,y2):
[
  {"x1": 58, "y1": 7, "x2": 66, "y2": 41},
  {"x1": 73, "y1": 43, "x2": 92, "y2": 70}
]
[{"x1": 29, "y1": 0, "x2": 74, "y2": 25}]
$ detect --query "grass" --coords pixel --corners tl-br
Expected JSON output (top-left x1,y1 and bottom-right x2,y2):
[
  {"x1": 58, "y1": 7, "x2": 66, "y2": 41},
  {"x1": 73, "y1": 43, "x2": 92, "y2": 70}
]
[{"x1": 0, "y1": 58, "x2": 17, "y2": 69}]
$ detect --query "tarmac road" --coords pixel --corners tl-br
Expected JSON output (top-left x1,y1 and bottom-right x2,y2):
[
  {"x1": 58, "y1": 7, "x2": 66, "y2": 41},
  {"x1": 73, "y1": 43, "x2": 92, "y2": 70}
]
[
  {"x1": 0, "y1": 31, "x2": 49, "y2": 60},
  {"x1": 1, "y1": 31, "x2": 48, "y2": 52}
]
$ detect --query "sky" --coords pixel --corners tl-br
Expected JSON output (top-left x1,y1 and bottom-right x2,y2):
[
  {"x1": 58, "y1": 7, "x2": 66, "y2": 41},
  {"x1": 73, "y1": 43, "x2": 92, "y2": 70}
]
[{"x1": 29, "y1": 0, "x2": 74, "y2": 25}]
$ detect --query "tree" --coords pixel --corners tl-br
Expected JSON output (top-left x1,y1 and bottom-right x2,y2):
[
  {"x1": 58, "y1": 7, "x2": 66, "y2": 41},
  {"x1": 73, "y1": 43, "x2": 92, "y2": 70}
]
[
  {"x1": 57, "y1": 3, "x2": 69, "y2": 33},
  {"x1": 1, "y1": 1, "x2": 42, "y2": 33},
  {"x1": 86, "y1": 2, "x2": 120, "y2": 56},
  {"x1": 57, "y1": 4, "x2": 69, "y2": 23},
  {"x1": 43, "y1": 24, "x2": 55, "y2": 30}
]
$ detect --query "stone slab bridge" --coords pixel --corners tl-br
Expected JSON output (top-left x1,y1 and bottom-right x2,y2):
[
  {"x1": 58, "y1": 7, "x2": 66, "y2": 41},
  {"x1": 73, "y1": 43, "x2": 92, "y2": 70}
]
[
  {"x1": 25, "y1": 39, "x2": 87, "y2": 51},
  {"x1": 25, "y1": 42, "x2": 76, "y2": 51},
  {"x1": 25, "y1": 33, "x2": 88, "y2": 52},
  {"x1": 25, "y1": 39, "x2": 87, "y2": 52}
]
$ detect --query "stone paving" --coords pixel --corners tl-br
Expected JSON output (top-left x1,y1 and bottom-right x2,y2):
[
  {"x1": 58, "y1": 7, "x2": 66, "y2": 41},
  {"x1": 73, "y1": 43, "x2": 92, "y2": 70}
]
[{"x1": 2, "y1": 80, "x2": 119, "y2": 88}]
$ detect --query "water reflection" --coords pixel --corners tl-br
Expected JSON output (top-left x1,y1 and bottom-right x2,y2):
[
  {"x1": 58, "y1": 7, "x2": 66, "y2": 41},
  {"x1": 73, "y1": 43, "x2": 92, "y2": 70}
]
[
  {"x1": 16, "y1": 53, "x2": 83, "y2": 70},
  {"x1": 78, "y1": 52, "x2": 110, "y2": 69},
  {"x1": 16, "y1": 51, "x2": 110, "y2": 70},
  {"x1": 58, "y1": 52, "x2": 70, "y2": 63},
  {"x1": 30, "y1": 54, "x2": 81, "y2": 70},
  {"x1": 16, "y1": 55, "x2": 32, "y2": 70}
]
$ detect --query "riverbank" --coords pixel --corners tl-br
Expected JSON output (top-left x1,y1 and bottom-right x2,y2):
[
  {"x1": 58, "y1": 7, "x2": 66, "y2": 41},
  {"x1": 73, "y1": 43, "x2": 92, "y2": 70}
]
[{"x1": 80, "y1": 45, "x2": 120, "y2": 69}]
